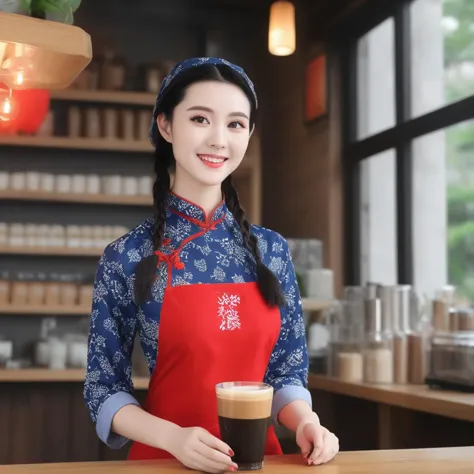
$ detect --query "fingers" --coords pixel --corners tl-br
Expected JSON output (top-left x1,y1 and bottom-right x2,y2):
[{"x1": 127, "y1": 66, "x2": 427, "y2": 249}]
[
  {"x1": 306, "y1": 424, "x2": 325, "y2": 461},
  {"x1": 199, "y1": 430, "x2": 234, "y2": 458},
  {"x1": 195, "y1": 431, "x2": 238, "y2": 472},
  {"x1": 191, "y1": 450, "x2": 236, "y2": 473},
  {"x1": 309, "y1": 431, "x2": 339, "y2": 466}
]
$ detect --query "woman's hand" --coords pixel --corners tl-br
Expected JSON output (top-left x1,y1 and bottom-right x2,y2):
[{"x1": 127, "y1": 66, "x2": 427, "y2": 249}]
[
  {"x1": 166, "y1": 426, "x2": 238, "y2": 473},
  {"x1": 295, "y1": 416, "x2": 339, "y2": 466}
]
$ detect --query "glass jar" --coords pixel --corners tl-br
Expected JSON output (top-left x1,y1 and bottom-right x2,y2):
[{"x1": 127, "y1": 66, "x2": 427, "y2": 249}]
[
  {"x1": 0, "y1": 270, "x2": 10, "y2": 305},
  {"x1": 363, "y1": 298, "x2": 394, "y2": 384}
]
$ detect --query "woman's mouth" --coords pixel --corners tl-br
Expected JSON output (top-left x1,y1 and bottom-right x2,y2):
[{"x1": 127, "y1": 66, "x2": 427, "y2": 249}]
[{"x1": 197, "y1": 154, "x2": 228, "y2": 169}]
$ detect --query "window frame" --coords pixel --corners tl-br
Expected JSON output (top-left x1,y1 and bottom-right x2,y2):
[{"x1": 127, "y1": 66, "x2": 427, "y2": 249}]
[{"x1": 339, "y1": 0, "x2": 474, "y2": 285}]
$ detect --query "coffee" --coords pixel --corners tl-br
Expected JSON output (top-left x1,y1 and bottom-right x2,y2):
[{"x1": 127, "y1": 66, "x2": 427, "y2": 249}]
[{"x1": 216, "y1": 382, "x2": 273, "y2": 471}]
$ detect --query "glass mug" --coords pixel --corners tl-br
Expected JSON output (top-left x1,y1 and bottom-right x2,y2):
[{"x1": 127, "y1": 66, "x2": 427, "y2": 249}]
[{"x1": 216, "y1": 381, "x2": 273, "y2": 471}]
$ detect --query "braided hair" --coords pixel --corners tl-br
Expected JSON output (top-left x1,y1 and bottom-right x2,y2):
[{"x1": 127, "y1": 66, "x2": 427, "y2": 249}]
[{"x1": 134, "y1": 64, "x2": 285, "y2": 307}]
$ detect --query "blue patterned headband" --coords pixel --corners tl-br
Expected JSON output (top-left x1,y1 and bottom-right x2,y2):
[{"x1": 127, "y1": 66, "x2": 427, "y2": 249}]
[{"x1": 149, "y1": 57, "x2": 258, "y2": 146}]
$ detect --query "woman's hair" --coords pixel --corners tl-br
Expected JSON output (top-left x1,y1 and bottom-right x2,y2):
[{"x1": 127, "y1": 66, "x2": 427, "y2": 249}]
[{"x1": 134, "y1": 64, "x2": 285, "y2": 307}]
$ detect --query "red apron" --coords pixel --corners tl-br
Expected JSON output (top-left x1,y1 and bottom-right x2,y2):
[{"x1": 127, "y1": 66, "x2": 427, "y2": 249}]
[{"x1": 128, "y1": 242, "x2": 283, "y2": 460}]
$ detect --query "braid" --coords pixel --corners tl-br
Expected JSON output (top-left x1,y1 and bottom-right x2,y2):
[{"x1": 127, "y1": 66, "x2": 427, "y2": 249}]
[
  {"x1": 222, "y1": 175, "x2": 286, "y2": 307},
  {"x1": 134, "y1": 143, "x2": 171, "y2": 305}
]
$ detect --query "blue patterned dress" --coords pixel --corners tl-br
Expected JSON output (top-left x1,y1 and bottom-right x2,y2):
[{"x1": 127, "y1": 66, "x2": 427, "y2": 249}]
[{"x1": 84, "y1": 193, "x2": 311, "y2": 448}]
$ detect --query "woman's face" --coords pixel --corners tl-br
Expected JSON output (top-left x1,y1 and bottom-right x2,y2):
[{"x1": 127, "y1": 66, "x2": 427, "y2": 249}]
[{"x1": 157, "y1": 80, "x2": 252, "y2": 188}]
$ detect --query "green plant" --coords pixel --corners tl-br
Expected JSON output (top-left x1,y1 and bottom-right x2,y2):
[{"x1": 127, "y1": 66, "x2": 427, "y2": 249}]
[{"x1": 21, "y1": 0, "x2": 82, "y2": 23}]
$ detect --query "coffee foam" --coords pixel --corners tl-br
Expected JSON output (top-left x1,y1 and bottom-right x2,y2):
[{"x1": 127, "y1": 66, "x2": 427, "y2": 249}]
[{"x1": 216, "y1": 385, "x2": 273, "y2": 420}]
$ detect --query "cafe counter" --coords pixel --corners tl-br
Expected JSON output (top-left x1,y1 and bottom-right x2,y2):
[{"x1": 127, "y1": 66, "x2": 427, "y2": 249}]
[
  {"x1": 308, "y1": 374, "x2": 474, "y2": 451},
  {"x1": 1, "y1": 447, "x2": 474, "y2": 473}
]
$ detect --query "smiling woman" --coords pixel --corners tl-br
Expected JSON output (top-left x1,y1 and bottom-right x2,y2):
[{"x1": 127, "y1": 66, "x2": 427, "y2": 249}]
[{"x1": 83, "y1": 57, "x2": 339, "y2": 474}]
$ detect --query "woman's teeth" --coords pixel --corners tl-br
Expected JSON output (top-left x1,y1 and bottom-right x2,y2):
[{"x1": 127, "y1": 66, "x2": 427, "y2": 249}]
[{"x1": 199, "y1": 155, "x2": 226, "y2": 163}]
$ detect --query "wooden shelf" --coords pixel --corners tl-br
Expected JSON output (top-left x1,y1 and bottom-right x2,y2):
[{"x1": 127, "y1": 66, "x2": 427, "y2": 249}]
[
  {"x1": 0, "y1": 245, "x2": 103, "y2": 257},
  {"x1": 0, "y1": 135, "x2": 152, "y2": 153},
  {"x1": 49, "y1": 89, "x2": 156, "y2": 106},
  {"x1": 302, "y1": 298, "x2": 333, "y2": 312},
  {"x1": 0, "y1": 190, "x2": 153, "y2": 207},
  {"x1": 0, "y1": 304, "x2": 91, "y2": 316},
  {"x1": 308, "y1": 373, "x2": 474, "y2": 423},
  {"x1": 0, "y1": 368, "x2": 150, "y2": 389}
]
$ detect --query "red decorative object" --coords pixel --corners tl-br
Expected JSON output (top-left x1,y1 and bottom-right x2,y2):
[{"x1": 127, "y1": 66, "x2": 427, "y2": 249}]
[
  {"x1": 0, "y1": 83, "x2": 50, "y2": 135},
  {"x1": 305, "y1": 54, "x2": 327, "y2": 123}
]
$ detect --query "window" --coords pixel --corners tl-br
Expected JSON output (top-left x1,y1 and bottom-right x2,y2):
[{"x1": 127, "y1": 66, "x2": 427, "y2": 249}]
[
  {"x1": 411, "y1": 0, "x2": 474, "y2": 117},
  {"x1": 360, "y1": 150, "x2": 397, "y2": 285},
  {"x1": 341, "y1": 0, "x2": 474, "y2": 304},
  {"x1": 357, "y1": 18, "x2": 396, "y2": 139}
]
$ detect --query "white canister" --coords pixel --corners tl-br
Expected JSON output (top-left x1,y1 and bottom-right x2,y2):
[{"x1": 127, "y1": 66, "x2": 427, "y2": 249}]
[
  {"x1": 10, "y1": 172, "x2": 26, "y2": 191},
  {"x1": 66, "y1": 225, "x2": 82, "y2": 248},
  {"x1": 80, "y1": 226, "x2": 93, "y2": 248},
  {"x1": 67, "y1": 339, "x2": 88, "y2": 368},
  {"x1": 35, "y1": 340, "x2": 50, "y2": 367},
  {"x1": 24, "y1": 224, "x2": 38, "y2": 246},
  {"x1": 0, "y1": 172, "x2": 9, "y2": 190},
  {"x1": 123, "y1": 176, "x2": 138, "y2": 196},
  {"x1": 37, "y1": 224, "x2": 50, "y2": 247},
  {"x1": 0, "y1": 339, "x2": 13, "y2": 365},
  {"x1": 8, "y1": 223, "x2": 25, "y2": 246},
  {"x1": 102, "y1": 175, "x2": 122, "y2": 195},
  {"x1": 138, "y1": 176, "x2": 153, "y2": 196},
  {"x1": 56, "y1": 175, "x2": 71, "y2": 193},
  {"x1": 26, "y1": 172, "x2": 40, "y2": 191},
  {"x1": 71, "y1": 174, "x2": 86, "y2": 194},
  {"x1": 40, "y1": 173, "x2": 55, "y2": 192},
  {"x1": 48, "y1": 337, "x2": 67, "y2": 369},
  {"x1": 303, "y1": 268, "x2": 334, "y2": 300},
  {"x1": 86, "y1": 174, "x2": 101, "y2": 194}
]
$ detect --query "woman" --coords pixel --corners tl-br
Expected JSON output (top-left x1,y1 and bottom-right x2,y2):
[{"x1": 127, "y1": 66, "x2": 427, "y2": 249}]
[{"x1": 84, "y1": 57, "x2": 339, "y2": 472}]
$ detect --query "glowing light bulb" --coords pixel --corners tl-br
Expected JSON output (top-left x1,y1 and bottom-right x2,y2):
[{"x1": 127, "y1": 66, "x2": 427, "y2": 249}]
[
  {"x1": 0, "y1": 56, "x2": 33, "y2": 89},
  {"x1": 0, "y1": 88, "x2": 19, "y2": 122}
]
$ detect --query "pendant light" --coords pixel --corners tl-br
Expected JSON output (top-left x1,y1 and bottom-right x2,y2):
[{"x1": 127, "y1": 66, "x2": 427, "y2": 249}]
[
  {"x1": 0, "y1": 11, "x2": 92, "y2": 121},
  {"x1": 268, "y1": 1, "x2": 296, "y2": 56}
]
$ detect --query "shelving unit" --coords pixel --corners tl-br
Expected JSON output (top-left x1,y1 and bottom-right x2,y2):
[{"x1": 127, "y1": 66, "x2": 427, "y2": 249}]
[
  {"x1": 0, "y1": 304, "x2": 91, "y2": 316},
  {"x1": 0, "y1": 368, "x2": 150, "y2": 389},
  {"x1": 0, "y1": 190, "x2": 153, "y2": 207},
  {"x1": 0, "y1": 245, "x2": 103, "y2": 257},
  {"x1": 49, "y1": 89, "x2": 156, "y2": 106},
  {"x1": 0, "y1": 135, "x2": 152, "y2": 153},
  {"x1": 0, "y1": 299, "x2": 328, "y2": 316}
]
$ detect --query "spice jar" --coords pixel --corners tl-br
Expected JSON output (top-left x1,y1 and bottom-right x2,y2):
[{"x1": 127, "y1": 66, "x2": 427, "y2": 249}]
[
  {"x1": 10, "y1": 272, "x2": 28, "y2": 306},
  {"x1": 0, "y1": 271, "x2": 10, "y2": 305},
  {"x1": 59, "y1": 274, "x2": 78, "y2": 306},
  {"x1": 28, "y1": 273, "x2": 46, "y2": 306},
  {"x1": 44, "y1": 273, "x2": 61, "y2": 307},
  {"x1": 363, "y1": 298, "x2": 394, "y2": 384}
]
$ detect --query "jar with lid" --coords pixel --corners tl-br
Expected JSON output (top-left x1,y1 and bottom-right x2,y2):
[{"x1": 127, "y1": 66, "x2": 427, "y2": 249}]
[
  {"x1": 326, "y1": 300, "x2": 364, "y2": 382},
  {"x1": 10, "y1": 272, "x2": 28, "y2": 306},
  {"x1": 59, "y1": 274, "x2": 79, "y2": 306},
  {"x1": 363, "y1": 298, "x2": 394, "y2": 384},
  {"x1": 45, "y1": 273, "x2": 61, "y2": 307},
  {"x1": 0, "y1": 270, "x2": 10, "y2": 305},
  {"x1": 28, "y1": 272, "x2": 46, "y2": 306}
]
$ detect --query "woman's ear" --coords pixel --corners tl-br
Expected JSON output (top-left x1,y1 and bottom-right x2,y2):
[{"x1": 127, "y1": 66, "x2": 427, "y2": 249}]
[{"x1": 157, "y1": 113, "x2": 172, "y2": 143}]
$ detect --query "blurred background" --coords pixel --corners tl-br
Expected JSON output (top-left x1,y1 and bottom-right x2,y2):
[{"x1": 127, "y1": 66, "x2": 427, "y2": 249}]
[{"x1": 1, "y1": 0, "x2": 474, "y2": 466}]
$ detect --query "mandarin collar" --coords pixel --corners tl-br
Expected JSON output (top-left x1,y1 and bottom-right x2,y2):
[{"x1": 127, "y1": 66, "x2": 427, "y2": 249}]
[{"x1": 166, "y1": 192, "x2": 227, "y2": 224}]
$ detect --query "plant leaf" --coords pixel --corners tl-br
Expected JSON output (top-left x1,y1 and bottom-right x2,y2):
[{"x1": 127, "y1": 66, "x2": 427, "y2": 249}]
[{"x1": 68, "y1": 0, "x2": 81, "y2": 12}]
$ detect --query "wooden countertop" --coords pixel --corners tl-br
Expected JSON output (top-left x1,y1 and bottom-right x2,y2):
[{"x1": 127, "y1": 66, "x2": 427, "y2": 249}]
[
  {"x1": 1, "y1": 448, "x2": 474, "y2": 473},
  {"x1": 0, "y1": 369, "x2": 149, "y2": 389},
  {"x1": 309, "y1": 373, "x2": 474, "y2": 422}
]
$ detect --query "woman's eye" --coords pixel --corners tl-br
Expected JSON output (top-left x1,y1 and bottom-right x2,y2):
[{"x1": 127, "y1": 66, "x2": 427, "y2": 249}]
[
  {"x1": 229, "y1": 121, "x2": 246, "y2": 129},
  {"x1": 191, "y1": 115, "x2": 209, "y2": 124}
]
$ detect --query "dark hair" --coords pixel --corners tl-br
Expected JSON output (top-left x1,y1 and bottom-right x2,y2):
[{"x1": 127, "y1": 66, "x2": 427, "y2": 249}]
[{"x1": 134, "y1": 64, "x2": 285, "y2": 307}]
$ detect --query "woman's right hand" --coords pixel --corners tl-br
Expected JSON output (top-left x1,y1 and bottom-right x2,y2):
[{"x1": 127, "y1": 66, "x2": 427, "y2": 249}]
[{"x1": 167, "y1": 426, "x2": 238, "y2": 473}]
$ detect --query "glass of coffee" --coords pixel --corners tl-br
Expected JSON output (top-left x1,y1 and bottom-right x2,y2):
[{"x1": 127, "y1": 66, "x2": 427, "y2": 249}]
[{"x1": 216, "y1": 381, "x2": 273, "y2": 471}]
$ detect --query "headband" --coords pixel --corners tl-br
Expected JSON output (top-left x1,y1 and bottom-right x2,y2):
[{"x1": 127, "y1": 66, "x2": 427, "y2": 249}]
[{"x1": 149, "y1": 57, "x2": 258, "y2": 147}]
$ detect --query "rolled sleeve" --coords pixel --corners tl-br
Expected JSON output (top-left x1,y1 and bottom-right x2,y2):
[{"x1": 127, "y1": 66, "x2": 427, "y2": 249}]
[{"x1": 96, "y1": 391, "x2": 141, "y2": 448}]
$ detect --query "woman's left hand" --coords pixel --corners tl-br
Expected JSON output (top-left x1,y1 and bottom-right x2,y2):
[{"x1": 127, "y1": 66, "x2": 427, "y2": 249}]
[{"x1": 295, "y1": 415, "x2": 339, "y2": 466}]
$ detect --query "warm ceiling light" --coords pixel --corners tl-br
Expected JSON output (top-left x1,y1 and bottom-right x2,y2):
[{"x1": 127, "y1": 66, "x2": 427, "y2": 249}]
[
  {"x1": 0, "y1": 12, "x2": 92, "y2": 90},
  {"x1": 268, "y1": 1, "x2": 296, "y2": 57}
]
